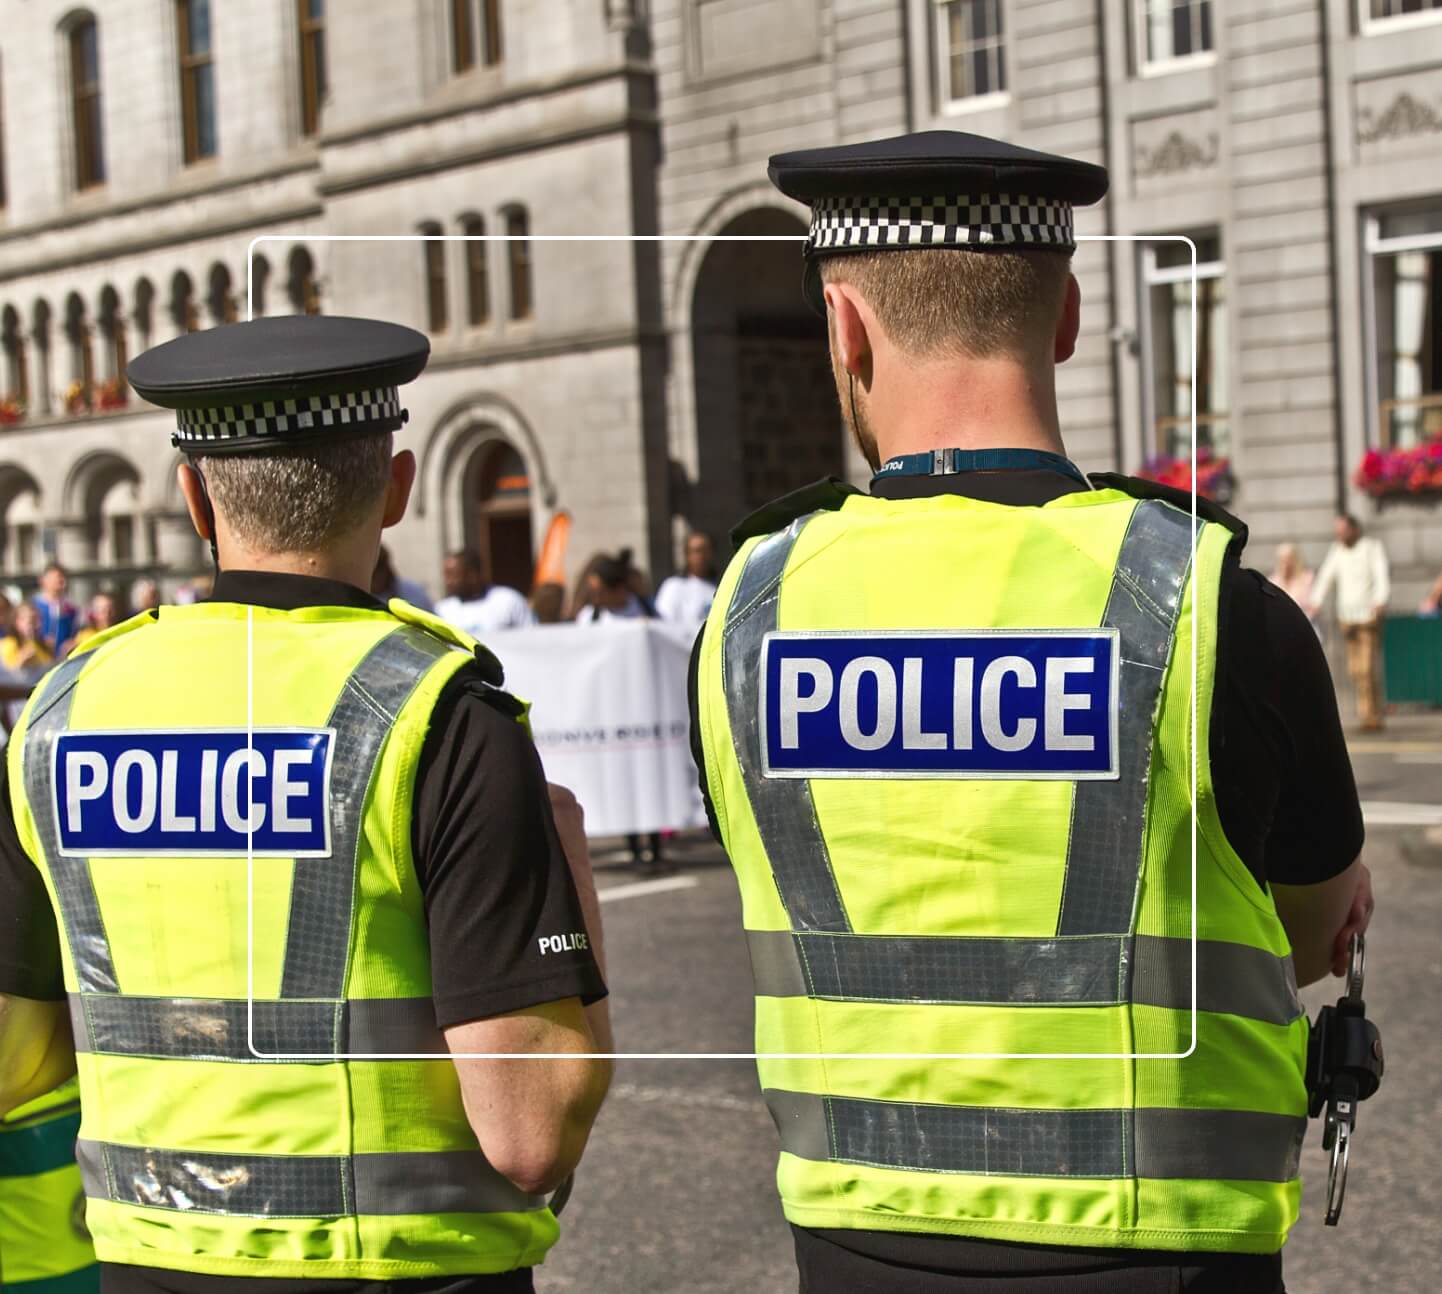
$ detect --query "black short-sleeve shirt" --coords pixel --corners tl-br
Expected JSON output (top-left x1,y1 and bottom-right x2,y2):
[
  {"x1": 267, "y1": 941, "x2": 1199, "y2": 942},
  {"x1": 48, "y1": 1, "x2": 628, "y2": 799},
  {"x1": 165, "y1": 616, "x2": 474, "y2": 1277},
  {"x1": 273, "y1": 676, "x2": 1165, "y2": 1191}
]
[
  {"x1": 0, "y1": 571, "x2": 604, "y2": 1294},
  {"x1": 688, "y1": 468, "x2": 1365, "y2": 1291}
]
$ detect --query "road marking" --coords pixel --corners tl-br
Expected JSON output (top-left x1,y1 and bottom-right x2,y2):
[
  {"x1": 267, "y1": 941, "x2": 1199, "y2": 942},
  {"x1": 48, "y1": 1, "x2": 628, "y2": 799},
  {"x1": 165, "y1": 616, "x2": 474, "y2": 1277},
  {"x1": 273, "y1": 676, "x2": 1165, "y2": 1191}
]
[
  {"x1": 1349, "y1": 740, "x2": 1442, "y2": 755},
  {"x1": 1361, "y1": 801, "x2": 1442, "y2": 827},
  {"x1": 598, "y1": 875, "x2": 700, "y2": 904},
  {"x1": 609, "y1": 1081, "x2": 759, "y2": 1113}
]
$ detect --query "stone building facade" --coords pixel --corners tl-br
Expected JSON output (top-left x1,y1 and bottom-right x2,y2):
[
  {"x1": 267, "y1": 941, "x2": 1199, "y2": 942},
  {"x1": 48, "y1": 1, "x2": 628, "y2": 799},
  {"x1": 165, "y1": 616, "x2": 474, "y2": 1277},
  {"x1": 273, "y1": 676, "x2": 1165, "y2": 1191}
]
[{"x1": 1, "y1": 0, "x2": 1440, "y2": 608}]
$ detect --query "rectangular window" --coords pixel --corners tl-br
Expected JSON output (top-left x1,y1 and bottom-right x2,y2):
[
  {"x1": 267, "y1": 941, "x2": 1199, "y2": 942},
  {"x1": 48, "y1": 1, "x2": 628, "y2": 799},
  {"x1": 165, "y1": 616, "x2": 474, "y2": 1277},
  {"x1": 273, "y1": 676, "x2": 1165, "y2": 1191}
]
[
  {"x1": 422, "y1": 227, "x2": 448, "y2": 333},
  {"x1": 1136, "y1": 0, "x2": 1213, "y2": 71},
  {"x1": 1140, "y1": 233, "x2": 1229, "y2": 459},
  {"x1": 178, "y1": 0, "x2": 218, "y2": 163},
  {"x1": 1360, "y1": 0, "x2": 1442, "y2": 34},
  {"x1": 453, "y1": 0, "x2": 476, "y2": 73},
  {"x1": 111, "y1": 515, "x2": 134, "y2": 566},
  {"x1": 71, "y1": 19, "x2": 106, "y2": 188},
  {"x1": 0, "y1": 55, "x2": 7, "y2": 210},
  {"x1": 506, "y1": 209, "x2": 532, "y2": 320},
  {"x1": 936, "y1": 0, "x2": 1006, "y2": 107},
  {"x1": 299, "y1": 0, "x2": 326, "y2": 137},
  {"x1": 1365, "y1": 207, "x2": 1442, "y2": 449},
  {"x1": 481, "y1": 0, "x2": 504, "y2": 66}
]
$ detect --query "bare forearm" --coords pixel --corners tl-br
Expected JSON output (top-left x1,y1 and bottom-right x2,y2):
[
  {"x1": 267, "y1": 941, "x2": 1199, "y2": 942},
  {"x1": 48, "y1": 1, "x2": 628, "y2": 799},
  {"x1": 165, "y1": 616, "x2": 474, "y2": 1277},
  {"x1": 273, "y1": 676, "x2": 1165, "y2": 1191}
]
[{"x1": 0, "y1": 996, "x2": 76, "y2": 1115}]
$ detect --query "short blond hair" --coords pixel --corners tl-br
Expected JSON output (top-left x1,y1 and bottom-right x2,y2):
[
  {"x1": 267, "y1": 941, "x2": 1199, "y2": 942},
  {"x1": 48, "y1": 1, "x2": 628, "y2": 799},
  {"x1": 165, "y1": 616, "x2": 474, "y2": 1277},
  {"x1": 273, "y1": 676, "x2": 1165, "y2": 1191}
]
[{"x1": 820, "y1": 248, "x2": 1072, "y2": 360}]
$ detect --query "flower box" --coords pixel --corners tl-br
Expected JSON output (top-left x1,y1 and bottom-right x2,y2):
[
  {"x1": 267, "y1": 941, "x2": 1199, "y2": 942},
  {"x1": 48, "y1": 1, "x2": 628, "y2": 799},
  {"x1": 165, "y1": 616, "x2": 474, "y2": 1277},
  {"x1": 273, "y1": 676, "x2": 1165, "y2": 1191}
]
[
  {"x1": 1355, "y1": 439, "x2": 1442, "y2": 499},
  {"x1": 1136, "y1": 448, "x2": 1235, "y2": 504}
]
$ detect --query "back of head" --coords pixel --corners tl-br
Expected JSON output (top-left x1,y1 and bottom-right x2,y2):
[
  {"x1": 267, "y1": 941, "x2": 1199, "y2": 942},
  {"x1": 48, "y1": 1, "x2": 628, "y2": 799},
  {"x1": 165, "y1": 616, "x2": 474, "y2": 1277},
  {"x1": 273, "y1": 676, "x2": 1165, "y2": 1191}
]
[
  {"x1": 820, "y1": 247, "x2": 1071, "y2": 363},
  {"x1": 196, "y1": 434, "x2": 394, "y2": 554}
]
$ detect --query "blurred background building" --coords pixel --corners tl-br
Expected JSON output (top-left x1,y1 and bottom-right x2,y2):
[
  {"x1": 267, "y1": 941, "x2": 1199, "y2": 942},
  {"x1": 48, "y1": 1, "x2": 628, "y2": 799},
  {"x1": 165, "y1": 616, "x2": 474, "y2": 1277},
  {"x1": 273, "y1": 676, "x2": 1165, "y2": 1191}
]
[{"x1": 1, "y1": 0, "x2": 1440, "y2": 605}]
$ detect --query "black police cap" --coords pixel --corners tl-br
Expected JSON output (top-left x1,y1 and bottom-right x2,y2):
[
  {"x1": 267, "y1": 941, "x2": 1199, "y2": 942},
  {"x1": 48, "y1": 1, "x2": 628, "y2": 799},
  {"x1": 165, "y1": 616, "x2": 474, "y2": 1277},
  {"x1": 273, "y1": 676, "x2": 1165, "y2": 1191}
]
[
  {"x1": 128, "y1": 315, "x2": 430, "y2": 455},
  {"x1": 768, "y1": 130, "x2": 1109, "y2": 312}
]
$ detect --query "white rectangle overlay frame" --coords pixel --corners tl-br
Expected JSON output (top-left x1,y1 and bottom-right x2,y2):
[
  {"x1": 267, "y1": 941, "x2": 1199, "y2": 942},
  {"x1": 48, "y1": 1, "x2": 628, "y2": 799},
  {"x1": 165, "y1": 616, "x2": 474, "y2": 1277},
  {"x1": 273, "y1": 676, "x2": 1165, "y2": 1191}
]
[{"x1": 243, "y1": 232, "x2": 1201, "y2": 1061}]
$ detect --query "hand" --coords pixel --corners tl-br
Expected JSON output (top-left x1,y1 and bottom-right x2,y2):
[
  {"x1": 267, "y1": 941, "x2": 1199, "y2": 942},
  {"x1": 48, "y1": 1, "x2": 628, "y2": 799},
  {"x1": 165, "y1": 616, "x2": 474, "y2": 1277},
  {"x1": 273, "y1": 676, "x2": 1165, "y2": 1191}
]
[
  {"x1": 1421, "y1": 596, "x2": 1439, "y2": 615},
  {"x1": 1331, "y1": 863, "x2": 1374, "y2": 978}
]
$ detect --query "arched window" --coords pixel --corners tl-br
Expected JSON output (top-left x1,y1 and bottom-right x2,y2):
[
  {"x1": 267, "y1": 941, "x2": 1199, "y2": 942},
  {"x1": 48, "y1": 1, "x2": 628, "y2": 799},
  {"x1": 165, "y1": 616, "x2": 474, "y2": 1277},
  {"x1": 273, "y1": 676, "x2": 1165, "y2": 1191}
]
[
  {"x1": 420, "y1": 221, "x2": 447, "y2": 333},
  {"x1": 2, "y1": 307, "x2": 27, "y2": 408},
  {"x1": 177, "y1": 0, "x2": 218, "y2": 163},
  {"x1": 64, "y1": 292, "x2": 94, "y2": 409},
  {"x1": 287, "y1": 245, "x2": 319, "y2": 314},
  {"x1": 298, "y1": 0, "x2": 326, "y2": 137},
  {"x1": 98, "y1": 285, "x2": 127, "y2": 392},
  {"x1": 31, "y1": 300, "x2": 52, "y2": 415},
  {"x1": 207, "y1": 262, "x2": 236, "y2": 325},
  {"x1": 503, "y1": 206, "x2": 532, "y2": 321},
  {"x1": 460, "y1": 213, "x2": 489, "y2": 326},
  {"x1": 249, "y1": 254, "x2": 271, "y2": 318},
  {"x1": 171, "y1": 270, "x2": 198, "y2": 333},
  {"x1": 133, "y1": 277, "x2": 155, "y2": 351},
  {"x1": 68, "y1": 14, "x2": 106, "y2": 189}
]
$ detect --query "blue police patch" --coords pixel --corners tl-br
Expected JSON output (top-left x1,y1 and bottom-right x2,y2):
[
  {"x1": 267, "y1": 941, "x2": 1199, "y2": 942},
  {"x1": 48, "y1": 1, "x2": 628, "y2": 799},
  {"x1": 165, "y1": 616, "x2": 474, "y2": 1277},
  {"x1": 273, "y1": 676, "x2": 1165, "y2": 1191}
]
[
  {"x1": 52, "y1": 729, "x2": 334, "y2": 857},
  {"x1": 761, "y1": 631, "x2": 1119, "y2": 780}
]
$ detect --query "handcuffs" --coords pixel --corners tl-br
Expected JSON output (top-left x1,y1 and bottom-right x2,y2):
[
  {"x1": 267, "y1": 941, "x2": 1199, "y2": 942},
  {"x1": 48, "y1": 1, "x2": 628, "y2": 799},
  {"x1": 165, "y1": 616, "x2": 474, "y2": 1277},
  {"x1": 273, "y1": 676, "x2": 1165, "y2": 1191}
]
[{"x1": 1304, "y1": 933, "x2": 1385, "y2": 1225}]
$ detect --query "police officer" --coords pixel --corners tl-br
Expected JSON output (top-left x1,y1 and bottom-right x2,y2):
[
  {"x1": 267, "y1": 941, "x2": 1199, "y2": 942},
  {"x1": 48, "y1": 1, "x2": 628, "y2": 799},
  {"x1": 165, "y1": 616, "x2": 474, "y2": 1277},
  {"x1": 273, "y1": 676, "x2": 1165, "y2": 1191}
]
[
  {"x1": 0, "y1": 315, "x2": 611, "y2": 1291},
  {"x1": 690, "y1": 132, "x2": 1375, "y2": 1293},
  {"x1": 0, "y1": 1077, "x2": 98, "y2": 1293}
]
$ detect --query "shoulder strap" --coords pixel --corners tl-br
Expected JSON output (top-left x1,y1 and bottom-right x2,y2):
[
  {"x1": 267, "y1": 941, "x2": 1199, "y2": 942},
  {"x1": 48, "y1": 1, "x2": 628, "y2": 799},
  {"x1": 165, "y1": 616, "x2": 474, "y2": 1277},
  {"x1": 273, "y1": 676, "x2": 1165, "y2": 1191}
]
[
  {"x1": 730, "y1": 476, "x2": 860, "y2": 546},
  {"x1": 384, "y1": 596, "x2": 507, "y2": 687},
  {"x1": 1088, "y1": 472, "x2": 1249, "y2": 549}
]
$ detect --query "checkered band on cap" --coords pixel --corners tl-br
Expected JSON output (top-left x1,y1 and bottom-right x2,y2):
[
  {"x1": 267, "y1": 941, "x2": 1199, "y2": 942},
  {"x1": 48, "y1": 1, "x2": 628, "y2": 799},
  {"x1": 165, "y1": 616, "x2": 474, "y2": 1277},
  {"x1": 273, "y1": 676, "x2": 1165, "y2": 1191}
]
[
  {"x1": 807, "y1": 193, "x2": 1075, "y2": 255},
  {"x1": 173, "y1": 386, "x2": 404, "y2": 446}
]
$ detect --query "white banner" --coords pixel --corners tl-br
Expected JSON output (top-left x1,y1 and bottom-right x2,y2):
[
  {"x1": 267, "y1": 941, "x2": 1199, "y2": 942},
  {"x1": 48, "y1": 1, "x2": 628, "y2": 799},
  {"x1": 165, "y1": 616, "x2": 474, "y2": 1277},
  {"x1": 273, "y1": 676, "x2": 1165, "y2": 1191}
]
[{"x1": 487, "y1": 619, "x2": 708, "y2": 836}]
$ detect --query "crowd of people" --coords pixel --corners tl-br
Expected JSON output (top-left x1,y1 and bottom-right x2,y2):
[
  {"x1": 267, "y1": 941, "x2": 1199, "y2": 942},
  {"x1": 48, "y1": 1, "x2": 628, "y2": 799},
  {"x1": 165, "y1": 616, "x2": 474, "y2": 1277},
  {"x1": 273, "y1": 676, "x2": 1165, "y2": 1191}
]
[{"x1": 369, "y1": 530, "x2": 719, "y2": 635}]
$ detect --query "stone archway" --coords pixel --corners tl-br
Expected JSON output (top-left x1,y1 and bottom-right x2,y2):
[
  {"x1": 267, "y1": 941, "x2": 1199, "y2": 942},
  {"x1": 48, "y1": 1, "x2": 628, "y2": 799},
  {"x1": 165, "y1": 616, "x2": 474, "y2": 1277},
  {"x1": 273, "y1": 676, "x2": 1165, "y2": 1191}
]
[{"x1": 685, "y1": 206, "x2": 840, "y2": 547}]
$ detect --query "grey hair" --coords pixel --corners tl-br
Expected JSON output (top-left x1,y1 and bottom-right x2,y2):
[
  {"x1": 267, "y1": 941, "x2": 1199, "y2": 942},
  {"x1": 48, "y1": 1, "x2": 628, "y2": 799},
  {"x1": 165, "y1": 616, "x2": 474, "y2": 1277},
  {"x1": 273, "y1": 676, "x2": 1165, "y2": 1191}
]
[{"x1": 195, "y1": 433, "x2": 394, "y2": 553}]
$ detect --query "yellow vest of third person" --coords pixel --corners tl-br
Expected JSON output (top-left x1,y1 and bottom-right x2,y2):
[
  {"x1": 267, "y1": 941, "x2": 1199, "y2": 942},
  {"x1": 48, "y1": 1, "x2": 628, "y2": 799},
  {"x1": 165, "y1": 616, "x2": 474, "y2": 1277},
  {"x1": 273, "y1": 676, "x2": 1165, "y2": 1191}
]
[
  {"x1": 695, "y1": 485, "x2": 1310, "y2": 1255},
  {"x1": 0, "y1": 1078, "x2": 98, "y2": 1294},
  {"x1": 7, "y1": 600, "x2": 556, "y2": 1279}
]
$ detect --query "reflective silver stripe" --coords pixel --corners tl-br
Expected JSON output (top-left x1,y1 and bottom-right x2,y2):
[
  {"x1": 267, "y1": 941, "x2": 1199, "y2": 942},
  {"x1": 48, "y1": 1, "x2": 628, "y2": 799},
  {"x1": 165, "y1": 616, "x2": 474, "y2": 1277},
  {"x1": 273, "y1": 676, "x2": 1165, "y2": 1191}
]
[
  {"x1": 765, "y1": 1090, "x2": 1305, "y2": 1183},
  {"x1": 75, "y1": 1140, "x2": 543, "y2": 1218},
  {"x1": 1057, "y1": 501, "x2": 1196, "y2": 936},
  {"x1": 745, "y1": 929, "x2": 1126, "y2": 1006},
  {"x1": 1132, "y1": 934, "x2": 1302, "y2": 1025},
  {"x1": 279, "y1": 626, "x2": 455, "y2": 1001},
  {"x1": 22, "y1": 655, "x2": 119, "y2": 995},
  {"x1": 721, "y1": 515, "x2": 850, "y2": 933},
  {"x1": 745, "y1": 929, "x2": 1302, "y2": 1025},
  {"x1": 69, "y1": 994, "x2": 447, "y2": 1061}
]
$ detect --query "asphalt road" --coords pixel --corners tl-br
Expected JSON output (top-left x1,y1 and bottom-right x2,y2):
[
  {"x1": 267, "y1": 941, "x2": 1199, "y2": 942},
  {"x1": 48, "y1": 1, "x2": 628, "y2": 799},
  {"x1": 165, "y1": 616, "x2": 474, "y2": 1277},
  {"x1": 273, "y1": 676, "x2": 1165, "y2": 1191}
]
[{"x1": 538, "y1": 716, "x2": 1442, "y2": 1293}]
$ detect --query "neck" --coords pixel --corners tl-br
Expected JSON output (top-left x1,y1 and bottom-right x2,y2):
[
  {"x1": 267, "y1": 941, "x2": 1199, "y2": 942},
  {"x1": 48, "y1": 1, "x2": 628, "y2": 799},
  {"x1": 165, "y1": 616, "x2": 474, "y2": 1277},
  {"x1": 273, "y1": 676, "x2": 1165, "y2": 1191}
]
[
  {"x1": 867, "y1": 351, "x2": 1066, "y2": 466},
  {"x1": 215, "y1": 535, "x2": 378, "y2": 593}
]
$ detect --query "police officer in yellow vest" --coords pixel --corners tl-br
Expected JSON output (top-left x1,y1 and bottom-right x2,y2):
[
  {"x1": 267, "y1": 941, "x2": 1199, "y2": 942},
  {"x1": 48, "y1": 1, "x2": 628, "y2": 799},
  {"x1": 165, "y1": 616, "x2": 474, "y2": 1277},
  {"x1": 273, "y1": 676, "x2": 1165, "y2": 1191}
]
[
  {"x1": 0, "y1": 1077, "x2": 98, "y2": 1294},
  {"x1": 690, "y1": 132, "x2": 1376, "y2": 1293},
  {"x1": 0, "y1": 316, "x2": 612, "y2": 1292}
]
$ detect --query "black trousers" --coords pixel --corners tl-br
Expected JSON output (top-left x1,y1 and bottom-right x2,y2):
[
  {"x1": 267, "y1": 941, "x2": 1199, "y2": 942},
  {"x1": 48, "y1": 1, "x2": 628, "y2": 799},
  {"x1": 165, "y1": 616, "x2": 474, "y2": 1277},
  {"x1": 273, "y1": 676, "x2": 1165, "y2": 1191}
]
[{"x1": 793, "y1": 1230, "x2": 1286, "y2": 1294}]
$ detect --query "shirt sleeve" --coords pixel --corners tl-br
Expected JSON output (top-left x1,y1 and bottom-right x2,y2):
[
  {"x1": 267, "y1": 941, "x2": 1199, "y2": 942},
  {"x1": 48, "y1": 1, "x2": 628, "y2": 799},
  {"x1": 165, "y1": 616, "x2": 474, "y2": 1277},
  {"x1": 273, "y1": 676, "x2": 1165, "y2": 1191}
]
[
  {"x1": 1212, "y1": 565, "x2": 1364, "y2": 888},
  {"x1": 0, "y1": 758, "x2": 66, "y2": 1001},
  {"x1": 411, "y1": 666, "x2": 607, "y2": 1029},
  {"x1": 1371, "y1": 539, "x2": 1391, "y2": 611}
]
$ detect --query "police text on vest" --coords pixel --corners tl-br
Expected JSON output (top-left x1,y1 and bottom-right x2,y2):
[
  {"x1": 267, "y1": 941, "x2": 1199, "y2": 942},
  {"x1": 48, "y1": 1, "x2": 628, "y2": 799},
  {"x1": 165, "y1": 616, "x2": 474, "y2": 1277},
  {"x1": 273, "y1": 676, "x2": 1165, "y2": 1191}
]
[
  {"x1": 52, "y1": 729, "x2": 335, "y2": 856},
  {"x1": 761, "y1": 631, "x2": 1119, "y2": 779}
]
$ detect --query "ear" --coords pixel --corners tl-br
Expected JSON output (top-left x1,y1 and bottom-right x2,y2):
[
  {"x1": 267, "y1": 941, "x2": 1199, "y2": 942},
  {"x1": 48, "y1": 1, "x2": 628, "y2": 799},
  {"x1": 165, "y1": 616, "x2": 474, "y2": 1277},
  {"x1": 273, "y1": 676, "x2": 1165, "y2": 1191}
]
[
  {"x1": 823, "y1": 280, "x2": 873, "y2": 382},
  {"x1": 177, "y1": 463, "x2": 213, "y2": 542},
  {"x1": 1054, "y1": 274, "x2": 1081, "y2": 365},
  {"x1": 382, "y1": 449, "x2": 417, "y2": 529}
]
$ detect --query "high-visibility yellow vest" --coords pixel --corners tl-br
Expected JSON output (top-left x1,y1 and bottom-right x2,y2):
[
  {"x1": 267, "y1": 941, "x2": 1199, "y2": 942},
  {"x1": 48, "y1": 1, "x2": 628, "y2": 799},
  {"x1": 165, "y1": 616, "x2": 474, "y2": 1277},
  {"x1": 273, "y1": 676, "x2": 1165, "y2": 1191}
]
[
  {"x1": 0, "y1": 1078, "x2": 98, "y2": 1294},
  {"x1": 694, "y1": 485, "x2": 1309, "y2": 1255},
  {"x1": 7, "y1": 600, "x2": 557, "y2": 1279}
]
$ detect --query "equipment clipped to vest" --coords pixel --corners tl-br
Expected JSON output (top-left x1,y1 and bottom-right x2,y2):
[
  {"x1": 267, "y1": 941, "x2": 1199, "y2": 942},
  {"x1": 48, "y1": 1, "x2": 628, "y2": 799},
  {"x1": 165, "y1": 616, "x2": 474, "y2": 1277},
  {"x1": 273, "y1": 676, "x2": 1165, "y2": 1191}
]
[{"x1": 1305, "y1": 933, "x2": 1385, "y2": 1226}]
